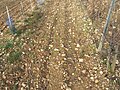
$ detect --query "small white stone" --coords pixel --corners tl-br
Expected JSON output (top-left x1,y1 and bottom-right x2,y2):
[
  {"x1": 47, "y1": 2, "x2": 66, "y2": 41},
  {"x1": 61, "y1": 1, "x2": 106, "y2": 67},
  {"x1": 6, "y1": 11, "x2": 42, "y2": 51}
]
[
  {"x1": 22, "y1": 52, "x2": 25, "y2": 55},
  {"x1": 31, "y1": 60, "x2": 34, "y2": 63},
  {"x1": 2, "y1": 75, "x2": 6, "y2": 79},
  {"x1": 79, "y1": 58, "x2": 84, "y2": 63},
  {"x1": 100, "y1": 71, "x2": 103, "y2": 75},
  {"x1": 64, "y1": 58, "x2": 67, "y2": 60},
  {"x1": 78, "y1": 77, "x2": 81, "y2": 80},
  {"x1": 27, "y1": 38, "x2": 29, "y2": 40},
  {"x1": 41, "y1": 49, "x2": 43, "y2": 51},
  {"x1": 54, "y1": 48, "x2": 59, "y2": 51},
  {"x1": 75, "y1": 48, "x2": 78, "y2": 50},
  {"x1": 36, "y1": 84, "x2": 39, "y2": 88},
  {"x1": 93, "y1": 67, "x2": 97, "y2": 70},
  {"x1": 61, "y1": 44, "x2": 64, "y2": 47},
  {"x1": 95, "y1": 79, "x2": 99, "y2": 84},
  {"x1": 82, "y1": 70, "x2": 86, "y2": 74},
  {"x1": 72, "y1": 73, "x2": 75, "y2": 75},
  {"x1": 76, "y1": 44, "x2": 80, "y2": 47},
  {"x1": 6, "y1": 53, "x2": 9, "y2": 56},
  {"x1": 22, "y1": 83, "x2": 26, "y2": 87},
  {"x1": 0, "y1": 32, "x2": 3, "y2": 35},
  {"x1": 28, "y1": 48, "x2": 31, "y2": 51},
  {"x1": 61, "y1": 86, "x2": 64, "y2": 89},
  {"x1": 62, "y1": 54, "x2": 66, "y2": 56},
  {"x1": 37, "y1": 49, "x2": 41, "y2": 52},
  {"x1": 116, "y1": 60, "x2": 119, "y2": 64},
  {"x1": 89, "y1": 22, "x2": 92, "y2": 25},
  {"x1": 68, "y1": 29, "x2": 71, "y2": 32},
  {"x1": 106, "y1": 88, "x2": 109, "y2": 90},
  {"x1": 66, "y1": 87, "x2": 71, "y2": 90},
  {"x1": 49, "y1": 44, "x2": 53, "y2": 47},
  {"x1": 90, "y1": 77, "x2": 94, "y2": 81},
  {"x1": 113, "y1": 26, "x2": 116, "y2": 29},
  {"x1": 84, "y1": 54, "x2": 90, "y2": 57}
]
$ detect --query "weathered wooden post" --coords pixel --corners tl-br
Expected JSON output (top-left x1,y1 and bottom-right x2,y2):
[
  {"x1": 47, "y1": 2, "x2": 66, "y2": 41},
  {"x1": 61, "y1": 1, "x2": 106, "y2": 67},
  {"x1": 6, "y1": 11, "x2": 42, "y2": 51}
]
[
  {"x1": 6, "y1": 6, "x2": 16, "y2": 34},
  {"x1": 20, "y1": 1, "x2": 24, "y2": 16},
  {"x1": 111, "y1": 45, "x2": 119, "y2": 72},
  {"x1": 97, "y1": 0, "x2": 116, "y2": 52},
  {"x1": 29, "y1": 0, "x2": 33, "y2": 11}
]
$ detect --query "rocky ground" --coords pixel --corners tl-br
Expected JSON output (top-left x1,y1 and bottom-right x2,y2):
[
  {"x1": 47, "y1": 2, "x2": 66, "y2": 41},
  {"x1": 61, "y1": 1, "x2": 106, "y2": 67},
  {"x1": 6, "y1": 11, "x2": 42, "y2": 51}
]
[
  {"x1": 0, "y1": 0, "x2": 120, "y2": 90},
  {"x1": 0, "y1": 0, "x2": 24, "y2": 13}
]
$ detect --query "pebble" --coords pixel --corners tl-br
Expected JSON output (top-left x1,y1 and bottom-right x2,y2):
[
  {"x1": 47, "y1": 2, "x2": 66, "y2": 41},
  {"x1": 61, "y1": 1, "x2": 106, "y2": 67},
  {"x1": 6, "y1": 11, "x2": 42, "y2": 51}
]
[
  {"x1": 95, "y1": 79, "x2": 99, "y2": 84},
  {"x1": 22, "y1": 52, "x2": 25, "y2": 55},
  {"x1": 2, "y1": 74, "x2": 6, "y2": 79},
  {"x1": 89, "y1": 22, "x2": 92, "y2": 25},
  {"x1": 78, "y1": 77, "x2": 81, "y2": 80},
  {"x1": 76, "y1": 44, "x2": 80, "y2": 47},
  {"x1": 116, "y1": 60, "x2": 119, "y2": 64},
  {"x1": 106, "y1": 88, "x2": 109, "y2": 90},
  {"x1": 28, "y1": 48, "x2": 31, "y2": 51},
  {"x1": 90, "y1": 77, "x2": 94, "y2": 81},
  {"x1": 6, "y1": 53, "x2": 9, "y2": 56},
  {"x1": 54, "y1": 48, "x2": 59, "y2": 51},
  {"x1": 75, "y1": 48, "x2": 78, "y2": 50},
  {"x1": 22, "y1": 83, "x2": 26, "y2": 87},
  {"x1": 66, "y1": 87, "x2": 71, "y2": 90},
  {"x1": 41, "y1": 49, "x2": 44, "y2": 51},
  {"x1": 72, "y1": 73, "x2": 75, "y2": 75},
  {"x1": 84, "y1": 54, "x2": 90, "y2": 57},
  {"x1": 62, "y1": 54, "x2": 66, "y2": 56},
  {"x1": 79, "y1": 58, "x2": 84, "y2": 62},
  {"x1": 82, "y1": 70, "x2": 86, "y2": 74},
  {"x1": 0, "y1": 32, "x2": 3, "y2": 35},
  {"x1": 113, "y1": 26, "x2": 116, "y2": 29},
  {"x1": 21, "y1": 87, "x2": 24, "y2": 90},
  {"x1": 100, "y1": 71, "x2": 103, "y2": 75},
  {"x1": 61, "y1": 44, "x2": 64, "y2": 47},
  {"x1": 93, "y1": 67, "x2": 97, "y2": 70}
]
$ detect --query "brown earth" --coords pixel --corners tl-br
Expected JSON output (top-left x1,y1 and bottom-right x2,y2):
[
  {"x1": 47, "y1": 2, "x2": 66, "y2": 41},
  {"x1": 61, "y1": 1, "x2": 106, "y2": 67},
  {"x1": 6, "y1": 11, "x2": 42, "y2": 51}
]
[
  {"x1": 0, "y1": 0, "x2": 25, "y2": 13},
  {"x1": 0, "y1": 0, "x2": 120, "y2": 90}
]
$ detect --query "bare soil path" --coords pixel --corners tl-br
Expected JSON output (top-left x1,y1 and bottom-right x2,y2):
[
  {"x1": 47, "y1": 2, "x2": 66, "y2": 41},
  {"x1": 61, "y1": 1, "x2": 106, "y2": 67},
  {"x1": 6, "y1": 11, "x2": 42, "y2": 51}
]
[{"x1": 1, "y1": 0, "x2": 120, "y2": 90}]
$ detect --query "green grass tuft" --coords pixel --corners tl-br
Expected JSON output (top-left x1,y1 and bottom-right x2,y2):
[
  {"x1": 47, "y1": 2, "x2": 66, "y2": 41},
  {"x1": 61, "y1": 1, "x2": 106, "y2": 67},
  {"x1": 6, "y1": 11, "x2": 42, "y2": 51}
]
[
  {"x1": 7, "y1": 51, "x2": 22, "y2": 63},
  {"x1": 4, "y1": 40, "x2": 14, "y2": 50}
]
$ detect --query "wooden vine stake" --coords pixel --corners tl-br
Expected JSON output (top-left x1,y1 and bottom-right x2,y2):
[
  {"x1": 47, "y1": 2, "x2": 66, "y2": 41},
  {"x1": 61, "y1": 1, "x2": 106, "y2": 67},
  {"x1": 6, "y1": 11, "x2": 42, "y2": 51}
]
[
  {"x1": 20, "y1": 1, "x2": 25, "y2": 25},
  {"x1": 6, "y1": 6, "x2": 16, "y2": 34},
  {"x1": 29, "y1": 0, "x2": 33, "y2": 11},
  {"x1": 111, "y1": 45, "x2": 119, "y2": 73},
  {"x1": 6, "y1": 6, "x2": 12, "y2": 27},
  {"x1": 20, "y1": 1, "x2": 24, "y2": 17},
  {"x1": 97, "y1": 0, "x2": 116, "y2": 52}
]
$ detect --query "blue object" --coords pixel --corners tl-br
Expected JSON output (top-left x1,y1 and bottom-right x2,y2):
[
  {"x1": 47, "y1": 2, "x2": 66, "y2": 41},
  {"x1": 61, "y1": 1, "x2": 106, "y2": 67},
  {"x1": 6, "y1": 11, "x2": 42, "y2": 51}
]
[
  {"x1": 6, "y1": 17, "x2": 16, "y2": 34},
  {"x1": 37, "y1": 0, "x2": 45, "y2": 5}
]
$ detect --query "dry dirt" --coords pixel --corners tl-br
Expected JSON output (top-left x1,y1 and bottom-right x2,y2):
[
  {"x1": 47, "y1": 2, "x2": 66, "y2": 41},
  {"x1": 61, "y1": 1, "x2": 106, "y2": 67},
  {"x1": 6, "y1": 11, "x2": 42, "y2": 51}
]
[
  {"x1": 0, "y1": 0, "x2": 24, "y2": 13},
  {"x1": 0, "y1": 0, "x2": 120, "y2": 90}
]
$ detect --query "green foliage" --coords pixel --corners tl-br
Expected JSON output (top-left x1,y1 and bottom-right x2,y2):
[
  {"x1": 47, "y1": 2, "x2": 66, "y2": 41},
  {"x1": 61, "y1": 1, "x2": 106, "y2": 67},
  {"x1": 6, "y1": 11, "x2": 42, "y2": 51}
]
[
  {"x1": 4, "y1": 40, "x2": 14, "y2": 50},
  {"x1": 24, "y1": 10, "x2": 43, "y2": 26},
  {"x1": 15, "y1": 20, "x2": 22, "y2": 23},
  {"x1": 24, "y1": 17, "x2": 33, "y2": 25},
  {"x1": 13, "y1": 82, "x2": 19, "y2": 90},
  {"x1": 0, "y1": 39, "x2": 14, "y2": 51},
  {"x1": 7, "y1": 51, "x2": 22, "y2": 63},
  {"x1": 32, "y1": 11, "x2": 43, "y2": 20},
  {"x1": 0, "y1": 45, "x2": 4, "y2": 49}
]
